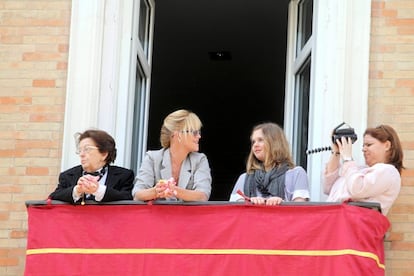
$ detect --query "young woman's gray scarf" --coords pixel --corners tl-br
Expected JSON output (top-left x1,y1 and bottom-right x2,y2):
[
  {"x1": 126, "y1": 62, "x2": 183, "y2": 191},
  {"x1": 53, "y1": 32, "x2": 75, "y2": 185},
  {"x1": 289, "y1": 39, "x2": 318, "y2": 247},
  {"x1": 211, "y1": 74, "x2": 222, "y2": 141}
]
[{"x1": 244, "y1": 163, "x2": 289, "y2": 199}]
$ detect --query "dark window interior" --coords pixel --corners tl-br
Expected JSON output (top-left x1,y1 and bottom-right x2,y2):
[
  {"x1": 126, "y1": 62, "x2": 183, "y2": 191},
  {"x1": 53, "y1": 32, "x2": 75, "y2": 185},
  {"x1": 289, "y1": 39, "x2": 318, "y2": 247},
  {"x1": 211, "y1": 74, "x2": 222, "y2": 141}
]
[{"x1": 146, "y1": 0, "x2": 290, "y2": 200}]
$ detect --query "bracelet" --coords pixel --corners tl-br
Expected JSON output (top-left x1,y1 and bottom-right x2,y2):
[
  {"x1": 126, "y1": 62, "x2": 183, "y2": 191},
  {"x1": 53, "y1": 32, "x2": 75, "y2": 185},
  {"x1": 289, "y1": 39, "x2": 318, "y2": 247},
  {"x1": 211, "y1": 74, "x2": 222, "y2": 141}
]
[
  {"x1": 343, "y1": 157, "x2": 353, "y2": 162},
  {"x1": 331, "y1": 151, "x2": 340, "y2": 156},
  {"x1": 153, "y1": 187, "x2": 158, "y2": 199}
]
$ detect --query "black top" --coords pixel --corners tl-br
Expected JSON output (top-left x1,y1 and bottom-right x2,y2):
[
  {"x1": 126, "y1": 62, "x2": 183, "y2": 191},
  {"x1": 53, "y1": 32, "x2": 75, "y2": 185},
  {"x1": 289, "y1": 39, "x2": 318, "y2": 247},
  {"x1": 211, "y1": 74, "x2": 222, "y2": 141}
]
[{"x1": 49, "y1": 165, "x2": 135, "y2": 204}]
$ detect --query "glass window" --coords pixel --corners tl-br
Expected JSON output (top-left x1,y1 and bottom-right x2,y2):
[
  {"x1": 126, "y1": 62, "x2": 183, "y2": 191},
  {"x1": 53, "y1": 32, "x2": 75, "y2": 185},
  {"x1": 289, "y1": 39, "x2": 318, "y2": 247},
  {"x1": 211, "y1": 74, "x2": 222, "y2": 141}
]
[
  {"x1": 131, "y1": 0, "x2": 154, "y2": 171},
  {"x1": 285, "y1": 0, "x2": 313, "y2": 168},
  {"x1": 296, "y1": 0, "x2": 313, "y2": 54},
  {"x1": 138, "y1": 0, "x2": 151, "y2": 58},
  {"x1": 293, "y1": 57, "x2": 311, "y2": 169},
  {"x1": 131, "y1": 65, "x2": 148, "y2": 171}
]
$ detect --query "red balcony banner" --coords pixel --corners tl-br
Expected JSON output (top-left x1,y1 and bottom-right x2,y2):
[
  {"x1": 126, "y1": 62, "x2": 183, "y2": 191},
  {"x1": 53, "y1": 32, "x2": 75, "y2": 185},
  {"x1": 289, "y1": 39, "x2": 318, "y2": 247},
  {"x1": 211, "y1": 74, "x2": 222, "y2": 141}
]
[{"x1": 25, "y1": 202, "x2": 389, "y2": 275}]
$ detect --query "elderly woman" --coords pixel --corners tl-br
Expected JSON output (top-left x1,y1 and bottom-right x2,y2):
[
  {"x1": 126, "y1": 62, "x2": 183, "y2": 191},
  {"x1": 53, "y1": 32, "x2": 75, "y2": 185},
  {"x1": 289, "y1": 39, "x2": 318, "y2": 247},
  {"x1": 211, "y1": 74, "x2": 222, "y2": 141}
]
[
  {"x1": 132, "y1": 109, "x2": 212, "y2": 202},
  {"x1": 323, "y1": 124, "x2": 404, "y2": 215},
  {"x1": 49, "y1": 129, "x2": 135, "y2": 204}
]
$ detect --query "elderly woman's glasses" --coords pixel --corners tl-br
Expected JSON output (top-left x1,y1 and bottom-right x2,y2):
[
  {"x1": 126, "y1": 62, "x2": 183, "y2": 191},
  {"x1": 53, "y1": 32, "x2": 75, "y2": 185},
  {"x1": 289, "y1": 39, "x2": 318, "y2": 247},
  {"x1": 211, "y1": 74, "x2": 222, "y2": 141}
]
[
  {"x1": 76, "y1": 145, "x2": 99, "y2": 154},
  {"x1": 181, "y1": 130, "x2": 201, "y2": 136}
]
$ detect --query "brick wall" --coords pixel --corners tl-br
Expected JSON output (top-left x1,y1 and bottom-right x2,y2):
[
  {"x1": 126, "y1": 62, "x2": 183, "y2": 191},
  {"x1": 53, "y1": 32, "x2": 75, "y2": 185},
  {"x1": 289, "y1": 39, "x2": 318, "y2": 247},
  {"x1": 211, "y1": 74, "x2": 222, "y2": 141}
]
[
  {"x1": 370, "y1": 1, "x2": 414, "y2": 275},
  {"x1": 0, "y1": 1, "x2": 70, "y2": 275}
]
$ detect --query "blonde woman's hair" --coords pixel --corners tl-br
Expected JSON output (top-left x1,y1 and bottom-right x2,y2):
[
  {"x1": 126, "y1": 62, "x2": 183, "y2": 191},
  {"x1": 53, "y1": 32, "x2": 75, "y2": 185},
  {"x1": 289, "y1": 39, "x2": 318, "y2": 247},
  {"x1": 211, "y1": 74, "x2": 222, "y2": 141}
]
[
  {"x1": 246, "y1": 122, "x2": 295, "y2": 173},
  {"x1": 160, "y1": 109, "x2": 202, "y2": 148}
]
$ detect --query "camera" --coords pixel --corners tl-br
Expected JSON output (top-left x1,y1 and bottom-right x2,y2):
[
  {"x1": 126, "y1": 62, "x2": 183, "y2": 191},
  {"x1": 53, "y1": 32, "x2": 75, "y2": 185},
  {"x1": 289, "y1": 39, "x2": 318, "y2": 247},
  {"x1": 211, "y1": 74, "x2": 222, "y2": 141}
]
[
  {"x1": 332, "y1": 122, "x2": 357, "y2": 144},
  {"x1": 306, "y1": 122, "x2": 358, "y2": 155}
]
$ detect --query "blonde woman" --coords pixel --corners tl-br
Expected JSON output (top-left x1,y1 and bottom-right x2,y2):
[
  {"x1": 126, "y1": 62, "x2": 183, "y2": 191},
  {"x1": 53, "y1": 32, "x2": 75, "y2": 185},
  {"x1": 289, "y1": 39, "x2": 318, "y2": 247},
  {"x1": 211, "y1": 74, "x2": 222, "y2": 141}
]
[{"x1": 132, "y1": 109, "x2": 212, "y2": 202}]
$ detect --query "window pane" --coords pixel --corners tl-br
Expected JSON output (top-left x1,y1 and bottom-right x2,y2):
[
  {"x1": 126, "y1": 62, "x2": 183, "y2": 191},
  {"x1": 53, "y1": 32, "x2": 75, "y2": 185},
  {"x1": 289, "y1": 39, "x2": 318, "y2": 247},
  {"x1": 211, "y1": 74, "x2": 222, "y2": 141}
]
[
  {"x1": 296, "y1": 0, "x2": 313, "y2": 53},
  {"x1": 131, "y1": 65, "x2": 147, "y2": 171},
  {"x1": 138, "y1": 0, "x2": 150, "y2": 57},
  {"x1": 293, "y1": 57, "x2": 311, "y2": 169}
]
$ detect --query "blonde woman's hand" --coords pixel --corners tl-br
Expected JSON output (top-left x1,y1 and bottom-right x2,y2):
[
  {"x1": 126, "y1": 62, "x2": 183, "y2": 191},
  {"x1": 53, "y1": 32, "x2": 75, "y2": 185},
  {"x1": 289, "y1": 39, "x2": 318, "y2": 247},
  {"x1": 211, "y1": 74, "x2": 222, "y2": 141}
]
[{"x1": 155, "y1": 178, "x2": 177, "y2": 198}]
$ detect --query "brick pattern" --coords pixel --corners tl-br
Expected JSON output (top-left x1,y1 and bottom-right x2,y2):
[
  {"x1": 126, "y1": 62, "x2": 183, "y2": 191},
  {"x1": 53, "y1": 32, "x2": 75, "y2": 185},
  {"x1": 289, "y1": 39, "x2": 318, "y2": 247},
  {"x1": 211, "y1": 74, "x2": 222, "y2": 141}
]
[
  {"x1": 0, "y1": 1, "x2": 70, "y2": 275},
  {"x1": 1, "y1": 0, "x2": 414, "y2": 275},
  {"x1": 370, "y1": 1, "x2": 414, "y2": 275}
]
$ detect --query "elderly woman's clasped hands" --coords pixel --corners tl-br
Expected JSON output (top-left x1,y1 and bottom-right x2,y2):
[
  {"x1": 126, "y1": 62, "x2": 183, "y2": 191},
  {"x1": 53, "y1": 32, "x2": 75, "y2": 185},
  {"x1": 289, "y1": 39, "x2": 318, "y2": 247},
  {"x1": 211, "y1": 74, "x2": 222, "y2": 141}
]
[{"x1": 76, "y1": 174, "x2": 100, "y2": 195}]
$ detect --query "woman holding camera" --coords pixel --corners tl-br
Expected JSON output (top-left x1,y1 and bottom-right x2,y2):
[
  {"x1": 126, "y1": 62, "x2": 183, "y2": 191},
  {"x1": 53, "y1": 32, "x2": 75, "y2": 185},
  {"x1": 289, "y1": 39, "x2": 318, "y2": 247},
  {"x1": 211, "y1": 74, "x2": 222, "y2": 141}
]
[{"x1": 323, "y1": 124, "x2": 404, "y2": 215}]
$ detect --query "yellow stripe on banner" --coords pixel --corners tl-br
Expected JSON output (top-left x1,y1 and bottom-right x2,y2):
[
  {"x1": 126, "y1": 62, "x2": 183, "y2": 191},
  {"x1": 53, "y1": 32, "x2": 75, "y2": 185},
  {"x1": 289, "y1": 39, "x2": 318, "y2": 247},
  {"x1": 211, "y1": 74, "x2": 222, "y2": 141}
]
[{"x1": 26, "y1": 248, "x2": 385, "y2": 269}]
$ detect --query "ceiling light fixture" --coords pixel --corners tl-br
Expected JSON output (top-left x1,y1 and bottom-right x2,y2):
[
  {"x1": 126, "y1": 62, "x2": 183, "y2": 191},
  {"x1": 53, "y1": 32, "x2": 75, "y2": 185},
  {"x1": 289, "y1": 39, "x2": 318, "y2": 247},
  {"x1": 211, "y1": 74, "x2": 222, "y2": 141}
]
[{"x1": 208, "y1": 51, "x2": 232, "y2": 61}]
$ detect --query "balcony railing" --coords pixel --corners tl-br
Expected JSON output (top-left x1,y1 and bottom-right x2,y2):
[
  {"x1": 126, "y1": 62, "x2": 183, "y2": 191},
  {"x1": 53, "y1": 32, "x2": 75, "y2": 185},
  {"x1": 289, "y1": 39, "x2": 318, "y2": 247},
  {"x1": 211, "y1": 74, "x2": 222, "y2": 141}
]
[{"x1": 25, "y1": 200, "x2": 388, "y2": 276}]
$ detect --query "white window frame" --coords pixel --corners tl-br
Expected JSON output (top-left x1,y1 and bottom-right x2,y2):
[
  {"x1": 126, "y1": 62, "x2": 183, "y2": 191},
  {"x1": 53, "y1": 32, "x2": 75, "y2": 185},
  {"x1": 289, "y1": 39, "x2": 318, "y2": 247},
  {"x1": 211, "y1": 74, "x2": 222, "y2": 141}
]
[
  {"x1": 62, "y1": 0, "x2": 371, "y2": 201},
  {"x1": 285, "y1": 0, "x2": 371, "y2": 200},
  {"x1": 61, "y1": 0, "x2": 154, "y2": 170},
  {"x1": 125, "y1": 0, "x2": 155, "y2": 171}
]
